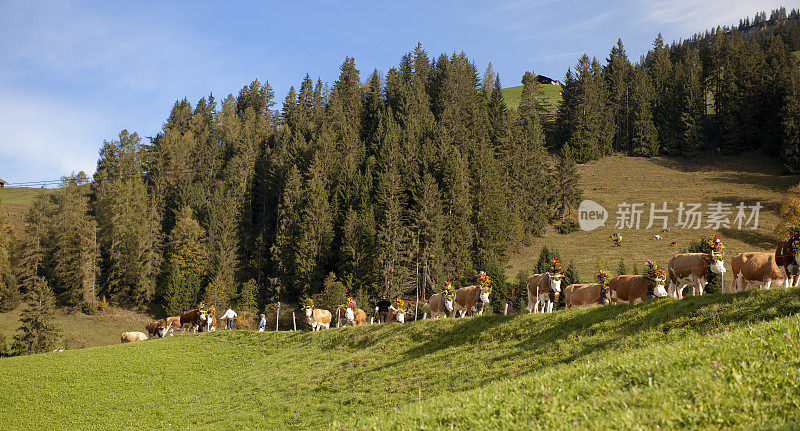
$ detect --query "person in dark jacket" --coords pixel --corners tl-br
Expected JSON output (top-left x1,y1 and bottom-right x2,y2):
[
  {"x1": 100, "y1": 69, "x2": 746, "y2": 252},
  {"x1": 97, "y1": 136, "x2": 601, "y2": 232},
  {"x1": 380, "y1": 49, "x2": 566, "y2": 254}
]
[{"x1": 375, "y1": 295, "x2": 392, "y2": 323}]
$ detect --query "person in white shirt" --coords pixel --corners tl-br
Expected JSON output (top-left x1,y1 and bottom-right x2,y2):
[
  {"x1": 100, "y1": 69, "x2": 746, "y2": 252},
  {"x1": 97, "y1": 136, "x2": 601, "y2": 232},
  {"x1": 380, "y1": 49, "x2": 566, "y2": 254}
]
[{"x1": 221, "y1": 308, "x2": 238, "y2": 330}]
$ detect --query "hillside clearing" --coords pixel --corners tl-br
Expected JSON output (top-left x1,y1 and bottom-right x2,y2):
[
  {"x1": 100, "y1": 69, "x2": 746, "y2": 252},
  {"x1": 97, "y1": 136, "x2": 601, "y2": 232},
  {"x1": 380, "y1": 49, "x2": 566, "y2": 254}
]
[
  {"x1": 1, "y1": 288, "x2": 799, "y2": 429},
  {"x1": 501, "y1": 83, "x2": 562, "y2": 113},
  {"x1": 507, "y1": 153, "x2": 800, "y2": 281},
  {"x1": 0, "y1": 187, "x2": 50, "y2": 233}
]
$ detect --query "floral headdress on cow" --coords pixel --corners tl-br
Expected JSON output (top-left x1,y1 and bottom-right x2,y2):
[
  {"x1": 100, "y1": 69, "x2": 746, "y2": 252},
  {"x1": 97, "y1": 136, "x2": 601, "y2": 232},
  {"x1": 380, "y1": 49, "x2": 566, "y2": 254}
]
[
  {"x1": 345, "y1": 297, "x2": 356, "y2": 309},
  {"x1": 596, "y1": 270, "x2": 610, "y2": 286},
  {"x1": 393, "y1": 297, "x2": 405, "y2": 312},
  {"x1": 701, "y1": 235, "x2": 725, "y2": 259},
  {"x1": 477, "y1": 271, "x2": 492, "y2": 293},
  {"x1": 443, "y1": 281, "x2": 455, "y2": 300},
  {"x1": 548, "y1": 256, "x2": 564, "y2": 279},
  {"x1": 644, "y1": 261, "x2": 665, "y2": 282},
  {"x1": 786, "y1": 223, "x2": 800, "y2": 250},
  {"x1": 303, "y1": 297, "x2": 314, "y2": 309}
]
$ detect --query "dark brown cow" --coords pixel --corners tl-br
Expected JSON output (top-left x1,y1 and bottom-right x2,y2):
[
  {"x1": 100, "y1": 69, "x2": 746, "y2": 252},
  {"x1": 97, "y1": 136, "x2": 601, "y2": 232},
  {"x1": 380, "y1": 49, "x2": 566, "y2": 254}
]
[
  {"x1": 145, "y1": 320, "x2": 171, "y2": 339},
  {"x1": 776, "y1": 239, "x2": 800, "y2": 288},
  {"x1": 608, "y1": 275, "x2": 667, "y2": 305},
  {"x1": 564, "y1": 283, "x2": 609, "y2": 308},
  {"x1": 179, "y1": 309, "x2": 207, "y2": 333}
]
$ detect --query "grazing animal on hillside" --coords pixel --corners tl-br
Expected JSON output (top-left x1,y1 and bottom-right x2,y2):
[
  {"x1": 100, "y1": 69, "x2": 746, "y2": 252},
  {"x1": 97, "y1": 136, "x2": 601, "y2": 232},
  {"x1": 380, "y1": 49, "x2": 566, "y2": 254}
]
[
  {"x1": 121, "y1": 332, "x2": 148, "y2": 343},
  {"x1": 305, "y1": 307, "x2": 332, "y2": 331},
  {"x1": 667, "y1": 253, "x2": 726, "y2": 298},
  {"x1": 454, "y1": 285, "x2": 490, "y2": 317},
  {"x1": 179, "y1": 309, "x2": 208, "y2": 333},
  {"x1": 525, "y1": 273, "x2": 562, "y2": 313},
  {"x1": 564, "y1": 283, "x2": 609, "y2": 308},
  {"x1": 653, "y1": 234, "x2": 663, "y2": 240},
  {"x1": 608, "y1": 275, "x2": 667, "y2": 304},
  {"x1": 730, "y1": 252, "x2": 785, "y2": 292},
  {"x1": 165, "y1": 316, "x2": 181, "y2": 334},
  {"x1": 775, "y1": 238, "x2": 800, "y2": 288},
  {"x1": 145, "y1": 320, "x2": 171, "y2": 339},
  {"x1": 670, "y1": 241, "x2": 678, "y2": 246},
  {"x1": 337, "y1": 304, "x2": 366, "y2": 326},
  {"x1": 199, "y1": 315, "x2": 217, "y2": 332},
  {"x1": 428, "y1": 292, "x2": 454, "y2": 319}
]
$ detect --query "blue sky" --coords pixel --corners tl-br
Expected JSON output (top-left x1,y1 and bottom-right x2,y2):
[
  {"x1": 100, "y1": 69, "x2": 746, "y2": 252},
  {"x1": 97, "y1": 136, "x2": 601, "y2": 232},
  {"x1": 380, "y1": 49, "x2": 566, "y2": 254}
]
[{"x1": 0, "y1": 0, "x2": 795, "y2": 184}]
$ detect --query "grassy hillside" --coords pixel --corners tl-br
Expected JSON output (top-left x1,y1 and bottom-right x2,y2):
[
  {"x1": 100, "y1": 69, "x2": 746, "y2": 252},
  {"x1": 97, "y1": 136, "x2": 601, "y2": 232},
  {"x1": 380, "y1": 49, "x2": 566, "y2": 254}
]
[
  {"x1": 501, "y1": 83, "x2": 562, "y2": 113},
  {"x1": 507, "y1": 153, "x2": 799, "y2": 281},
  {"x1": 2, "y1": 288, "x2": 800, "y2": 429},
  {"x1": 0, "y1": 187, "x2": 50, "y2": 233},
  {"x1": 0, "y1": 306, "x2": 153, "y2": 350}
]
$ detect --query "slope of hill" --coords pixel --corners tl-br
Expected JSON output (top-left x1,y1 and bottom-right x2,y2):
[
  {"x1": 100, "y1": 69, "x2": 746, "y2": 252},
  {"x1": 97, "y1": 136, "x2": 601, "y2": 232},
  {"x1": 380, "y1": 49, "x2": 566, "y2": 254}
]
[
  {"x1": 1, "y1": 288, "x2": 799, "y2": 429},
  {"x1": 0, "y1": 305, "x2": 153, "y2": 351},
  {"x1": 507, "y1": 153, "x2": 799, "y2": 281},
  {"x1": 0, "y1": 187, "x2": 50, "y2": 233},
  {"x1": 501, "y1": 83, "x2": 563, "y2": 113}
]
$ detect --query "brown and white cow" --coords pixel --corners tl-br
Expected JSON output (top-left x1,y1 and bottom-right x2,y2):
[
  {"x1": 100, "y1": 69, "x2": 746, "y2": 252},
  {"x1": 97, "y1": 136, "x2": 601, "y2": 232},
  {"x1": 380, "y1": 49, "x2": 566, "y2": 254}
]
[
  {"x1": 730, "y1": 252, "x2": 785, "y2": 292},
  {"x1": 667, "y1": 253, "x2": 726, "y2": 299},
  {"x1": 564, "y1": 283, "x2": 610, "y2": 308},
  {"x1": 339, "y1": 304, "x2": 366, "y2": 326},
  {"x1": 121, "y1": 331, "x2": 148, "y2": 343},
  {"x1": 776, "y1": 239, "x2": 800, "y2": 288},
  {"x1": 179, "y1": 309, "x2": 209, "y2": 333},
  {"x1": 145, "y1": 320, "x2": 172, "y2": 339},
  {"x1": 525, "y1": 273, "x2": 563, "y2": 313},
  {"x1": 199, "y1": 315, "x2": 217, "y2": 332},
  {"x1": 165, "y1": 316, "x2": 181, "y2": 334},
  {"x1": 428, "y1": 292, "x2": 455, "y2": 319},
  {"x1": 305, "y1": 307, "x2": 332, "y2": 331},
  {"x1": 608, "y1": 274, "x2": 668, "y2": 304},
  {"x1": 454, "y1": 285, "x2": 490, "y2": 317}
]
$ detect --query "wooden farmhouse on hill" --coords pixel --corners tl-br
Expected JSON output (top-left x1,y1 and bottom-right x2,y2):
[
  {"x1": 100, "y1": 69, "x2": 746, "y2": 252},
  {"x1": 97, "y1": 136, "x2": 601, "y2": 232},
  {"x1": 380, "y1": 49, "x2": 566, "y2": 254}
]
[{"x1": 0, "y1": 178, "x2": 6, "y2": 188}]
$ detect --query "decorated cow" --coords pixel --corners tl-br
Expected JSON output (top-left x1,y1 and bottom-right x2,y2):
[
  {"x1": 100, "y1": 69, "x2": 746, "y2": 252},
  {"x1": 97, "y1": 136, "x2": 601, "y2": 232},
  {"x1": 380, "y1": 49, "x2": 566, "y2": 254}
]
[
  {"x1": 525, "y1": 257, "x2": 563, "y2": 313},
  {"x1": 668, "y1": 236, "x2": 726, "y2": 298},
  {"x1": 609, "y1": 261, "x2": 668, "y2": 304}
]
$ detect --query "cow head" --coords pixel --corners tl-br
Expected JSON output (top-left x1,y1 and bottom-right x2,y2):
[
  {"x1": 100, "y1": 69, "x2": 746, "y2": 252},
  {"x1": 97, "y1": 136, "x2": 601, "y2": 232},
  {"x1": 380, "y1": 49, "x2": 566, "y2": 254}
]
[
  {"x1": 157, "y1": 320, "x2": 170, "y2": 337},
  {"x1": 345, "y1": 306, "x2": 355, "y2": 324},
  {"x1": 651, "y1": 277, "x2": 668, "y2": 298},
  {"x1": 395, "y1": 310, "x2": 406, "y2": 323},
  {"x1": 598, "y1": 284, "x2": 610, "y2": 305},
  {"x1": 479, "y1": 287, "x2": 491, "y2": 304},
  {"x1": 549, "y1": 273, "x2": 563, "y2": 293},
  {"x1": 444, "y1": 294, "x2": 454, "y2": 311},
  {"x1": 304, "y1": 306, "x2": 313, "y2": 317},
  {"x1": 709, "y1": 252, "x2": 726, "y2": 275}
]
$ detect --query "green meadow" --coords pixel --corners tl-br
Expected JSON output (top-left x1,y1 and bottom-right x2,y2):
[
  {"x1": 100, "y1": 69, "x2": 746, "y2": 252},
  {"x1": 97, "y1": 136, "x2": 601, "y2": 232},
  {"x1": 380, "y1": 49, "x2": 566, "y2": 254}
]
[{"x1": 1, "y1": 288, "x2": 799, "y2": 429}]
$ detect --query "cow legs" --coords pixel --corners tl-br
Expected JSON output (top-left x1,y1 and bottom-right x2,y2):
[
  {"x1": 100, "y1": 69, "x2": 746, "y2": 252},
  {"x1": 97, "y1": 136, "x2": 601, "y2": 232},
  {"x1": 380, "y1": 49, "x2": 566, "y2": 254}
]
[
  {"x1": 697, "y1": 279, "x2": 707, "y2": 296},
  {"x1": 764, "y1": 280, "x2": 772, "y2": 290}
]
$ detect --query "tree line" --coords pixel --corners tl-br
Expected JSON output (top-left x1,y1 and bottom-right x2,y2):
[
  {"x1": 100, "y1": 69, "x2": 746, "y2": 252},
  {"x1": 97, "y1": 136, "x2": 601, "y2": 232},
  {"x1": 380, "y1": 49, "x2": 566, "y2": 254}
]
[
  {"x1": 0, "y1": 45, "x2": 581, "y2": 319},
  {"x1": 554, "y1": 7, "x2": 800, "y2": 170}
]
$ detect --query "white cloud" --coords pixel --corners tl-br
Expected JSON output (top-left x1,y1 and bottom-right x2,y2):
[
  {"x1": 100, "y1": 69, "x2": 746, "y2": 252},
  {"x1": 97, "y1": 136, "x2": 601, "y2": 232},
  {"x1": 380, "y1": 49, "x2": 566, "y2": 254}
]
[
  {"x1": 0, "y1": 90, "x2": 103, "y2": 183},
  {"x1": 641, "y1": 0, "x2": 798, "y2": 34}
]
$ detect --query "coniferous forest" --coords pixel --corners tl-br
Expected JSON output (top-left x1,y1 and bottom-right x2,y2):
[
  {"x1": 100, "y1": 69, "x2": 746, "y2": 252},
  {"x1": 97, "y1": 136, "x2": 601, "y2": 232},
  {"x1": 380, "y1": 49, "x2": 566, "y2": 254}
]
[{"x1": 3, "y1": 8, "x2": 800, "y2": 316}]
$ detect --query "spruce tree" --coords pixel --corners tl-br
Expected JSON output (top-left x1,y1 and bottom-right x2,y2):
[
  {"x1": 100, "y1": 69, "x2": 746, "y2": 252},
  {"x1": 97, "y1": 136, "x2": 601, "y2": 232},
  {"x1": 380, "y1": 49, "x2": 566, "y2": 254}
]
[
  {"x1": 783, "y1": 59, "x2": 800, "y2": 173},
  {"x1": 12, "y1": 276, "x2": 60, "y2": 355},
  {"x1": 630, "y1": 68, "x2": 659, "y2": 157}
]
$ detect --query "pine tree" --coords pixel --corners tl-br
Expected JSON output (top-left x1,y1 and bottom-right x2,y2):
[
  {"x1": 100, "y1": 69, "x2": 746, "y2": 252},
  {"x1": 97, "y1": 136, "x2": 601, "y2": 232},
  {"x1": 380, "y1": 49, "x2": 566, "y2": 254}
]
[
  {"x1": 0, "y1": 202, "x2": 20, "y2": 312},
  {"x1": 605, "y1": 39, "x2": 633, "y2": 152},
  {"x1": 535, "y1": 246, "x2": 552, "y2": 274},
  {"x1": 162, "y1": 206, "x2": 207, "y2": 313},
  {"x1": 550, "y1": 148, "x2": 582, "y2": 222},
  {"x1": 680, "y1": 48, "x2": 706, "y2": 156},
  {"x1": 617, "y1": 258, "x2": 628, "y2": 275},
  {"x1": 12, "y1": 276, "x2": 59, "y2": 355},
  {"x1": 630, "y1": 68, "x2": 659, "y2": 157},
  {"x1": 783, "y1": 59, "x2": 800, "y2": 173}
]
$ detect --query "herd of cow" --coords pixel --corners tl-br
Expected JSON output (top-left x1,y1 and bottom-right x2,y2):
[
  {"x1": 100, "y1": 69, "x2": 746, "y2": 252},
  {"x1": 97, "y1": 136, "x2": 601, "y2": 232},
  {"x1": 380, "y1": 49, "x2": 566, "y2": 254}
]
[
  {"x1": 120, "y1": 237, "x2": 800, "y2": 341},
  {"x1": 121, "y1": 308, "x2": 216, "y2": 343}
]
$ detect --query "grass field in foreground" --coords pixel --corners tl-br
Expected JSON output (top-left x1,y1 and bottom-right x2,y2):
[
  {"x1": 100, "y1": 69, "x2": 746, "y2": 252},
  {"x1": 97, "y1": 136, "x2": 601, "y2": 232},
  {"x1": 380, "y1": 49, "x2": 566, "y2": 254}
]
[
  {"x1": 507, "y1": 153, "x2": 800, "y2": 281},
  {"x1": 1, "y1": 288, "x2": 799, "y2": 429}
]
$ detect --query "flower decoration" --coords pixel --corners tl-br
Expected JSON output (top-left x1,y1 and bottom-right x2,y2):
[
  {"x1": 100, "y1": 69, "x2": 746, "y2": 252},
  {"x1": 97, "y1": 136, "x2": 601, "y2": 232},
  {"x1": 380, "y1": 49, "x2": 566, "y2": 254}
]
[
  {"x1": 644, "y1": 260, "x2": 665, "y2": 281},
  {"x1": 477, "y1": 271, "x2": 492, "y2": 291},
  {"x1": 548, "y1": 256, "x2": 564, "y2": 275},
  {"x1": 596, "y1": 270, "x2": 610, "y2": 286},
  {"x1": 787, "y1": 223, "x2": 800, "y2": 247},
  {"x1": 346, "y1": 297, "x2": 356, "y2": 308},
  {"x1": 443, "y1": 281, "x2": 455, "y2": 300},
  {"x1": 393, "y1": 297, "x2": 404, "y2": 311},
  {"x1": 303, "y1": 298, "x2": 314, "y2": 309},
  {"x1": 700, "y1": 235, "x2": 725, "y2": 258}
]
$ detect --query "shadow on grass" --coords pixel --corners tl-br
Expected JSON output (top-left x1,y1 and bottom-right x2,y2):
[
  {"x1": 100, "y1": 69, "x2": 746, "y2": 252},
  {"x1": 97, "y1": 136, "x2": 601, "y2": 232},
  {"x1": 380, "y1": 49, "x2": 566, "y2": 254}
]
[
  {"x1": 367, "y1": 288, "x2": 800, "y2": 387},
  {"x1": 716, "y1": 227, "x2": 779, "y2": 250}
]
